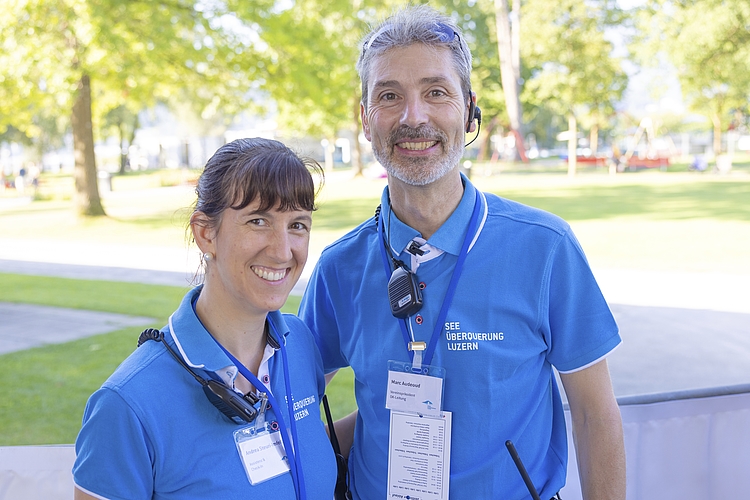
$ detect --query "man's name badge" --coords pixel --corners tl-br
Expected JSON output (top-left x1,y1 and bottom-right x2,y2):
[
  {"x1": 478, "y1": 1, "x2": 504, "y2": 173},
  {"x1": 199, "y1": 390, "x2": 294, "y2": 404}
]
[
  {"x1": 387, "y1": 409, "x2": 452, "y2": 500},
  {"x1": 386, "y1": 361, "x2": 445, "y2": 416},
  {"x1": 234, "y1": 426, "x2": 290, "y2": 485}
]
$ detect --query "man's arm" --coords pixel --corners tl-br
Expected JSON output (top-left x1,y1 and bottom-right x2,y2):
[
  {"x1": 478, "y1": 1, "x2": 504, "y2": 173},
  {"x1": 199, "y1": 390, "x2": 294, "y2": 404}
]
[{"x1": 559, "y1": 358, "x2": 625, "y2": 500}]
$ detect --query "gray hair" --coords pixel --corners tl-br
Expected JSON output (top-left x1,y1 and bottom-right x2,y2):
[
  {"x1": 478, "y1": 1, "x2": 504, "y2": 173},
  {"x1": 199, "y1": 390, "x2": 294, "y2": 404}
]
[{"x1": 356, "y1": 5, "x2": 473, "y2": 111}]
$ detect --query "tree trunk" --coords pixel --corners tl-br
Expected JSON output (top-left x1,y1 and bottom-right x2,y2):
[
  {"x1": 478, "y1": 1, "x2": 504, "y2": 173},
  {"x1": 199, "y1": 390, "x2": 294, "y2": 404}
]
[
  {"x1": 476, "y1": 116, "x2": 500, "y2": 162},
  {"x1": 350, "y1": 96, "x2": 363, "y2": 176},
  {"x1": 494, "y1": 0, "x2": 527, "y2": 162},
  {"x1": 590, "y1": 124, "x2": 599, "y2": 157},
  {"x1": 711, "y1": 113, "x2": 722, "y2": 156},
  {"x1": 568, "y1": 114, "x2": 577, "y2": 176},
  {"x1": 71, "y1": 74, "x2": 105, "y2": 216},
  {"x1": 118, "y1": 122, "x2": 127, "y2": 175}
]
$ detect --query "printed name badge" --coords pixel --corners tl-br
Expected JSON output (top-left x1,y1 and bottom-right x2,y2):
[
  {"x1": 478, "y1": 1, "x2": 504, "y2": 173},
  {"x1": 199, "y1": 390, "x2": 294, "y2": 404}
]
[
  {"x1": 386, "y1": 360, "x2": 445, "y2": 417},
  {"x1": 234, "y1": 424, "x2": 290, "y2": 485},
  {"x1": 387, "y1": 409, "x2": 452, "y2": 500}
]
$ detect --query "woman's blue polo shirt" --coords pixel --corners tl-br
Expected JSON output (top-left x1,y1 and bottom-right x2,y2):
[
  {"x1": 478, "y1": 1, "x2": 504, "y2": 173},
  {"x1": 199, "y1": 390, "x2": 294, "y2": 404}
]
[{"x1": 73, "y1": 286, "x2": 336, "y2": 499}]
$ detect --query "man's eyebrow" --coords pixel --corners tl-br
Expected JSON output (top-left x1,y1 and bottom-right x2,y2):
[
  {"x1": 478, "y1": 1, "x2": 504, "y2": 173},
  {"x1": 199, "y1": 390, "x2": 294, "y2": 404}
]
[
  {"x1": 373, "y1": 76, "x2": 451, "y2": 89},
  {"x1": 373, "y1": 79, "x2": 402, "y2": 89}
]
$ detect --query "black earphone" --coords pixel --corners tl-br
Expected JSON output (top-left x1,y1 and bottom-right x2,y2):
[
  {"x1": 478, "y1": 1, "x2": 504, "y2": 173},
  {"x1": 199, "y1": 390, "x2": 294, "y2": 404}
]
[
  {"x1": 138, "y1": 328, "x2": 261, "y2": 425},
  {"x1": 465, "y1": 93, "x2": 482, "y2": 147},
  {"x1": 466, "y1": 99, "x2": 482, "y2": 133}
]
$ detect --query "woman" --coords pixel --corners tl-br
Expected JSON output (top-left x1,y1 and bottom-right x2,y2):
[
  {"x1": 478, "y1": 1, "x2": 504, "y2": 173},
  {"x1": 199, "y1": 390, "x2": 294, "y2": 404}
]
[{"x1": 73, "y1": 138, "x2": 336, "y2": 499}]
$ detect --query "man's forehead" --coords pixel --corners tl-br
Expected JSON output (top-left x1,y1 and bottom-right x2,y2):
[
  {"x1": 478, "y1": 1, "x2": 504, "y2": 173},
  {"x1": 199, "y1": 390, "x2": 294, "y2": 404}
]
[{"x1": 367, "y1": 44, "x2": 459, "y2": 88}]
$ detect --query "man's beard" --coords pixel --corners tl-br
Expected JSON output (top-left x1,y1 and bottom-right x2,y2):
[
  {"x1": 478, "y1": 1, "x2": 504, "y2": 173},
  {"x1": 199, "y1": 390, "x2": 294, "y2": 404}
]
[{"x1": 373, "y1": 125, "x2": 464, "y2": 186}]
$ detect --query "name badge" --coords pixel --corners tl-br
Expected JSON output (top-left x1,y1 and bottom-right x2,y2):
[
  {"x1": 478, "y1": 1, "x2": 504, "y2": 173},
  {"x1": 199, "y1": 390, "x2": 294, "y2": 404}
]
[
  {"x1": 386, "y1": 360, "x2": 445, "y2": 416},
  {"x1": 235, "y1": 424, "x2": 290, "y2": 485},
  {"x1": 387, "y1": 410, "x2": 452, "y2": 500}
]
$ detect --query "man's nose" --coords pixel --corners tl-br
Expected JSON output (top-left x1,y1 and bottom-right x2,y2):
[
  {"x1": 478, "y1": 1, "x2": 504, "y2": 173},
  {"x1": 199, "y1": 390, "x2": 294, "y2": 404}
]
[{"x1": 400, "y1": 95, "x2": 429, "y2": 129}]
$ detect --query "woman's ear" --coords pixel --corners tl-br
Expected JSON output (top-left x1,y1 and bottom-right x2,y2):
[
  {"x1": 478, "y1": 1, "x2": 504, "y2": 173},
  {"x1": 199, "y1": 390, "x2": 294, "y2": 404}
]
[{"x1": 191, "y1": 212, "x2": 216, "y2": 256}]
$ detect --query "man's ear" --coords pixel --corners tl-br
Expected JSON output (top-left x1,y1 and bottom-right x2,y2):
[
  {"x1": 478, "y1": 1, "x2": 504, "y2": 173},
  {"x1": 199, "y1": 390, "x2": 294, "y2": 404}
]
[
  {"x1": 361, "y1": 102, "x2": 372, "y2": 141},
  {"x1": 191, "y1": 212, "x2": 216, "y2": 255}
]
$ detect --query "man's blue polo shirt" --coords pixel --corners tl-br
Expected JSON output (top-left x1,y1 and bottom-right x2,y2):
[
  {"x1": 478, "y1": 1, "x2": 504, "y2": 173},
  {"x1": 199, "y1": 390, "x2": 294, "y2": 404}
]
[
  {"x1": 299, "y1": 175, "x2": 621, "y2": 499},
  {"x1": 73, "y1": 286, "x2": 336, "y2": 499}
]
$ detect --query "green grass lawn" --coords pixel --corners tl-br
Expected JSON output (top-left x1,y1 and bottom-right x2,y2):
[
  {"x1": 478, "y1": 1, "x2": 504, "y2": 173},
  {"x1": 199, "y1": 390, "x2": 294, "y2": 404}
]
[
  {"x1": 1, "y1": 161, "x2": 749, "y2": 445},
  {"x1": 0, "y1": 274, "x2": 355, "y2": 445}
]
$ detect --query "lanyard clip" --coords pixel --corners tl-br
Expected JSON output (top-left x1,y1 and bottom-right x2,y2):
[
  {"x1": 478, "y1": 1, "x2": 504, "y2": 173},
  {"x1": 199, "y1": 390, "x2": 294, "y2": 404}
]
[
  {"x1": 408, "y1": 341, "x2": 426, "y2": 372},
  {"x1": 255, "y1": 392, "x2": 268, "y2": 431},
  {"x1": 408, "y1": 341, "x2": 426, "y2": 352}
]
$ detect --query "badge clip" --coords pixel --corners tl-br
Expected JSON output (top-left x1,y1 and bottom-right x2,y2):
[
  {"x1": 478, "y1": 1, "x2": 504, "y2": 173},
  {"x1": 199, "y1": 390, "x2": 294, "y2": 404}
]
[{"x1": 408, "y1": 341, "x2": 426, "y2": 371}]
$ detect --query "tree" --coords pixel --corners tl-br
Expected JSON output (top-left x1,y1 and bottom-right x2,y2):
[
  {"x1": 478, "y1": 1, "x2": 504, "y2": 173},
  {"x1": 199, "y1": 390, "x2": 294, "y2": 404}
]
[
  {"x1": 494, "y1": 0, "x2": 526, "y2": 161},
  {"x1": 521, "y1": 0, "x2": 628, "y2": 175},
  {"x1": 0, "y1": 0, "x2": 261, "y2": 216},
  {"x1": 634, "y1": 0, "x2": 750, "y2": 157},
  {"x1": 233, "y1": 0, "x2": 363, "y2": 172}
]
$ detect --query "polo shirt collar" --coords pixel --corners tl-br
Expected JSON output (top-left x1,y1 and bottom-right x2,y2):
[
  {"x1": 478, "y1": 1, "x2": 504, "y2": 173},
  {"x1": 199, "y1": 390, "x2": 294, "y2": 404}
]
[
  {"x1": 167, "y1": 286, "x2": 289, "y2": 375},
  {"x1": 381, "y1": 173, "x2": 481, "y2": 256}
]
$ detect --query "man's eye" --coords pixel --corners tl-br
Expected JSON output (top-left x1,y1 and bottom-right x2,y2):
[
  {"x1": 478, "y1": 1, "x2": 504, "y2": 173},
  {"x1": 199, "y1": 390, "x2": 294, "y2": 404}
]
[
  {"x1": 430, "y1": 89, "x2": 446, "y2": 97},
  {"x1": 381, "y1": 92, "x2": 397, "y2": 101}
]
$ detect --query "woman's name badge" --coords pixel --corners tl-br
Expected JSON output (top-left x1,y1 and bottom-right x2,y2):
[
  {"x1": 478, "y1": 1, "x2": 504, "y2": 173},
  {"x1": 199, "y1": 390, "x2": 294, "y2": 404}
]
[
  {"x1": 386, "y1": 360, "x2": 445, "y2": 417},
  {"x1": 234, "y1": 425, "x2": 290, "y2": 485}
]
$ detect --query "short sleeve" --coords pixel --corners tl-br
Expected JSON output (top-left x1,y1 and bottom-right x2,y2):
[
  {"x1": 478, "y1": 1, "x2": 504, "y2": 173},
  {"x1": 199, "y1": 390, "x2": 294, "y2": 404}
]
[
  {"x1": 299, "y1": 260, "x2": 348, "y2": 372},
  {"x1": 544, "y1": 229, "x2": 621, "y2": 372},
  {"x1": 73, "y1": 387, "x2": 154, "y2": 500}
]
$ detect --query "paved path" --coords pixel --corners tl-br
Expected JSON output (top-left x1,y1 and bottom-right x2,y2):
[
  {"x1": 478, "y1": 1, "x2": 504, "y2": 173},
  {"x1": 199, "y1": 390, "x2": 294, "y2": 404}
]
[{"x1": 0, "y1": 238, "x2": 748, "y2": 399}]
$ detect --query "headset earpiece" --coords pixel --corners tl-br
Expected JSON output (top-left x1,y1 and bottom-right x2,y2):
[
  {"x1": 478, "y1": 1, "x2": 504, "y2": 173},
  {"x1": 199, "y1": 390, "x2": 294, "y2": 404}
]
[
  {"x1": 466, "y1": 100, "x2": 476, "y2": 133},
  {"x1": 466, "y1": 100, "x2": 482, "y2": 133}
]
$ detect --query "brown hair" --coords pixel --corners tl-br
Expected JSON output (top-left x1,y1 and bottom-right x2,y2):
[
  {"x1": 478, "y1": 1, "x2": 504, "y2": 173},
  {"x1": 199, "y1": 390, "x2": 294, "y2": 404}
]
[{"x1": 191, "y1": 137, "x2": 323, "y2": 234}]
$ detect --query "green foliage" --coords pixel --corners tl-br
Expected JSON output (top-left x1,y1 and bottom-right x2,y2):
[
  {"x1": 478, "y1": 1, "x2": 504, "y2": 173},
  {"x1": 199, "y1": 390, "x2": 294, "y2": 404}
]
[
  {"x1": 521, "y1": 0, "x2": 628, "y2": 126},
  {"x1": 633, "y1": 0, "x2": 750, "y2": 150},
  {"x1": 0, "y1": 0, "x2": 262, "y2": 140}
]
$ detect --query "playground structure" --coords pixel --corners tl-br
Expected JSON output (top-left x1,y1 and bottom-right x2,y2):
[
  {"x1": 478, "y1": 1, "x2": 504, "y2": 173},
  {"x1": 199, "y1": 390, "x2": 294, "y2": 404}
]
[{"x1": 618, "y1": 117, "x2": 676, "y2": 171}]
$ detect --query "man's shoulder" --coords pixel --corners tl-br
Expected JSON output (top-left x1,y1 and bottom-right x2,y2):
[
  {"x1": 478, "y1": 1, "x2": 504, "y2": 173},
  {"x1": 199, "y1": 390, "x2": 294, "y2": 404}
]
[{"x1": 318, "y1": 216, "x2": 378, "y2": 260}]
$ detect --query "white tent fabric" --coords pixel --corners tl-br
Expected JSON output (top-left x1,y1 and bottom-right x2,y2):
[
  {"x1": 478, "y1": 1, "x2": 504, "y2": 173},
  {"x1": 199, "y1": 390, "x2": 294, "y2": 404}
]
[
  {"x1": 0, "y1": 445, "x2": 75, "y2": 500},
  {"x1": 2, "y1": 385, "x2": 749, "y2": 500},
  {"x1": 561, "y1": 384, "x2": 750, "y2": 500}
]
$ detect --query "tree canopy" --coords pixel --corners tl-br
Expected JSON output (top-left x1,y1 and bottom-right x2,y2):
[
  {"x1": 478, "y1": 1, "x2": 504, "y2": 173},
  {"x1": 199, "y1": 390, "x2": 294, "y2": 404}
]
[{"x1": 634, "y1": 0, "x2": 750, "y2": 155}]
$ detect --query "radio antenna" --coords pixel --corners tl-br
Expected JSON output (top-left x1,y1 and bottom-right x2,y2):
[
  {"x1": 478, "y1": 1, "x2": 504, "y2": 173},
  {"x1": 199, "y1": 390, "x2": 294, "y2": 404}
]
[{"x1": 506, "y1": 440, "x2": 542, "y2": 500}]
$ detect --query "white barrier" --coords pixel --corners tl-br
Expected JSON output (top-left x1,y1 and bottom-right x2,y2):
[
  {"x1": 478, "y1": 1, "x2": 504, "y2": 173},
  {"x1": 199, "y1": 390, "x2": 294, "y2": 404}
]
[
  {"x1": 561, "y1": 384, "x2": 750, "y2": 500},
  {"x1": 2, "y1": 385, "x2": 749, "y2": 500},
  {"x1": 0, "y1": 445, "x2": 75, "y2": 500}
]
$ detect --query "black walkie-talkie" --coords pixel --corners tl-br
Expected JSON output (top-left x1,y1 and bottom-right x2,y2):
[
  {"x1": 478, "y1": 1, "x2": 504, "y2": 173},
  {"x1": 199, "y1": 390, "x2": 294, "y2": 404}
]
[{"x1": 388, "y1": 263, "x2": 423, "y2": 319}]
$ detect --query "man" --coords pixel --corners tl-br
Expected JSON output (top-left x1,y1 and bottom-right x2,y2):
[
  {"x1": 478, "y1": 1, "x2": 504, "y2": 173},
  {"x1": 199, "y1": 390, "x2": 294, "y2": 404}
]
[{"x1": 300, "y1": 5, "x2": 625, "y2": 499}]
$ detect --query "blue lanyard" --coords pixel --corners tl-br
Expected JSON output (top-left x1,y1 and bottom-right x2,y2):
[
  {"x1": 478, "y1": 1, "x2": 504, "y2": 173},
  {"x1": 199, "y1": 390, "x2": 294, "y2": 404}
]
[
  {"x1": 378, "y1": 190, "x2": 483, "y2": 366},
  {"x1": 213, "y1": 319, "x2": 307, "y2": 500}
]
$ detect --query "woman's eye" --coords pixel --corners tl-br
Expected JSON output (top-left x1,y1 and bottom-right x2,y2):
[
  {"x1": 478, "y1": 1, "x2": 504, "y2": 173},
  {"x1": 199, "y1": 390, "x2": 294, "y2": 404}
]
[
  {"x1": 248, "y1": 218, "x2": 266, "y2": 226},
  {"x1": 290, "y1": 222, "x2": 309, "y2": 232}
]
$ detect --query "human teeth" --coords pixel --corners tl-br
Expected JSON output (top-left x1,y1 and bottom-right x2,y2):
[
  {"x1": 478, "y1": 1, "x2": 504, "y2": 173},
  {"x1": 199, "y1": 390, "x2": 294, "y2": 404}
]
[
  {"x1": 253, "y1": 268, "x2": 286, "y2": 281},
  {"x1": 400, "y1": 141, "x2": 437, "y2": 150}
]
